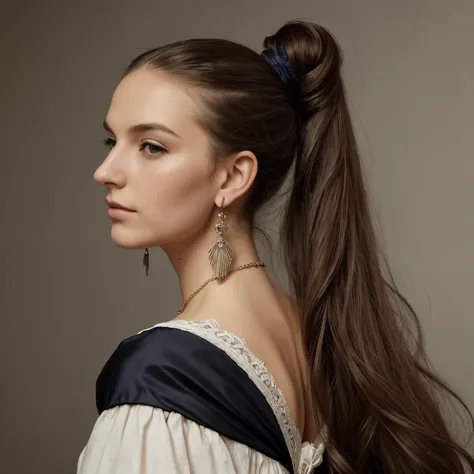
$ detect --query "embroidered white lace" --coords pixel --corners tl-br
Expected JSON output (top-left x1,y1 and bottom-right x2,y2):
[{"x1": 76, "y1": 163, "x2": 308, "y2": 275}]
[{"x1": 139, "y1": 318, "x2": 325, "y2": 474}]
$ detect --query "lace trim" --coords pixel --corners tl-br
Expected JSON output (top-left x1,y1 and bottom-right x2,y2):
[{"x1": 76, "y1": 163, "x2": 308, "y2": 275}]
[{"x1": 139, "y1": 318, "x2": 302, "y2": 473}]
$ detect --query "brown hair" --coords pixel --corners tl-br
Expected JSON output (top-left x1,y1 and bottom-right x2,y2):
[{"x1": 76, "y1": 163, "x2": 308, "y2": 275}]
[{"x1": 124, "y1": 20, "x2": 474, "y2": 473}]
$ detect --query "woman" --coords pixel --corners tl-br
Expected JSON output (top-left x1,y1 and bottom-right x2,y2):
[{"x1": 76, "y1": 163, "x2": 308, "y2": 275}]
[{"x1": 78, "y1": 19, "x2": 474, "y2": 474}]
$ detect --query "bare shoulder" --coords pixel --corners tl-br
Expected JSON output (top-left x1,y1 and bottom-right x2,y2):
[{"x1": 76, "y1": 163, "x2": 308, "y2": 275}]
[{"x1": 205, "y1": 288, "x2": 310, "y2": 437}]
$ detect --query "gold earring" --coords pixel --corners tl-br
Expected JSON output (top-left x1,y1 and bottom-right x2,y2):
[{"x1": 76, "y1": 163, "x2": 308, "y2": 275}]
[
  {"x1": 208, "y1": 197, "x2": 233, "y2": 280},
  {"x1": 143, "y1": 248, "x2": 149, "y2": 276}
]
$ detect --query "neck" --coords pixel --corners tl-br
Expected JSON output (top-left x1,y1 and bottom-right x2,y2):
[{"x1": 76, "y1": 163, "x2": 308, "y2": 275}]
[{"x1": 161, "y1": 208, "x2": 264, "y2": 318}]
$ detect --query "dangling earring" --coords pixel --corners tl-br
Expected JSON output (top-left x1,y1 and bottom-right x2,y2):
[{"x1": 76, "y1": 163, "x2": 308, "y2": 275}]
[
  {"x1": 143, "y1": 248, "x2": 149, "y2": 276},
  {"x1": 208, "y1": 196, "x2": 233, "y2": 281}
]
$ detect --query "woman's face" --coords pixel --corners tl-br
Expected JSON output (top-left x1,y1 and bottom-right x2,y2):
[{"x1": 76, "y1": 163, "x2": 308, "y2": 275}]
[{"x1": 94, "y1": 67, "x2": 219, "y2": 250}]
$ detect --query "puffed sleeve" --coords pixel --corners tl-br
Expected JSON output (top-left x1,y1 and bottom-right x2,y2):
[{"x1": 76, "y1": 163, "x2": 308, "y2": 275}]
[{"x1": 77, "y1": 404, "x2": 289, "y2": 474}]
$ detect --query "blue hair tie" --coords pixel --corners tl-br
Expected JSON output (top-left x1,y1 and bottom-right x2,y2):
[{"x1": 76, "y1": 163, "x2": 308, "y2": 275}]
[{"x1": 260, "y1": 42, "x2": 299, "y2": 96}]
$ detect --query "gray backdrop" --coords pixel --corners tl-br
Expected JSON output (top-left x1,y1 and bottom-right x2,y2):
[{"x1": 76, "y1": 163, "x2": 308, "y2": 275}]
[{"x1": 1, "y1": 0, "x2": 473, "y2": 473}]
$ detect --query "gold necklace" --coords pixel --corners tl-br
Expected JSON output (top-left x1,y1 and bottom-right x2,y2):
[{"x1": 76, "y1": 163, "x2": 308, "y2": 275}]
[{"x1": 176, "y1": 260, "x2": 265, "y2": 316}]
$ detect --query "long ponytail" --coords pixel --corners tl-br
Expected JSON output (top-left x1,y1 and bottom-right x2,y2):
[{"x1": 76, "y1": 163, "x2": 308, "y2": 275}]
[{"x1": 278, "y1": 21, "x2": 474, "y2": 473}]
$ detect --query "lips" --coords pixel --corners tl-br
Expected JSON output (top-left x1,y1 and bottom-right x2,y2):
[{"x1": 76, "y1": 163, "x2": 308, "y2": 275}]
[{"x1": 106, "y1": 198, "x2": 135, "y2": 211}]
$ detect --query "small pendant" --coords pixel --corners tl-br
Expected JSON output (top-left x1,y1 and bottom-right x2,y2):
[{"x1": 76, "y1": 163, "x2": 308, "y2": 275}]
[{"x1": 143, "y1": 248, "x2": 149, "y2": 276}]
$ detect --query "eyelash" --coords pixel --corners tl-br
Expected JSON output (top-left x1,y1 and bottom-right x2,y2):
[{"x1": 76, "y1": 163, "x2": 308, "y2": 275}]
[{"x1": 101, "y1": 138, "x2": 165, "y2": 157}]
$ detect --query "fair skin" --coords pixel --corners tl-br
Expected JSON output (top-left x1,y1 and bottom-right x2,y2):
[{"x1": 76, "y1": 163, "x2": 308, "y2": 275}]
[{"x1": 94, "y1": 66, "x2": 317, "y2": 442}]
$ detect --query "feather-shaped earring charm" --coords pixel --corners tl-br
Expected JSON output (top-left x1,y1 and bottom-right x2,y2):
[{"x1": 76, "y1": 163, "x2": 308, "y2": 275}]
[
  {"x1": 143, "y1": 248, "x2": 149, "y2": 276},
  {"x1": 208, "y1": 197, "x2": 232, "y2": 280}
]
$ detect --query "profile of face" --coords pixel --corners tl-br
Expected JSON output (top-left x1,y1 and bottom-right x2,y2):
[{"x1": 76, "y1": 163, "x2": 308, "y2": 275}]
[{"x1": 94, "y1": 67, "x2": 221, "y2": 251}]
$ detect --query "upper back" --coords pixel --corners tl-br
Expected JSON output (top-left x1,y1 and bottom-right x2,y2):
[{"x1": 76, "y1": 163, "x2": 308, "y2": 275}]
[{"x1": 179, "y1": 282, "x2": 317, "y2": 443}]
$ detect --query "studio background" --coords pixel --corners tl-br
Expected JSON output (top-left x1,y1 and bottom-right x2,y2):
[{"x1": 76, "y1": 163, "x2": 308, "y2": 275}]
[{"x1": 1, "y1": 0, "x2": 473, "y2": 473}]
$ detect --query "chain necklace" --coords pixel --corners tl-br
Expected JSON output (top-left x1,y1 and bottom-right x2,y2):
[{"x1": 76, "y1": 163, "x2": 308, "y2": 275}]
[{"x1": 176, "y1": 260, "x2": 265, "y2": 316}]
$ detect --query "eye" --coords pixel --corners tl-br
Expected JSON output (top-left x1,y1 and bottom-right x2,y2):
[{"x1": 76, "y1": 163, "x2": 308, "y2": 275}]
[
  {"x1": 100, "y1": 138, "x2": 165, "y2": 157},
  {"x1": 101, "y1": 137, "x2": 116, "y2": 150},
  {"x1": 139, "y1": 142, "x2": 166, "y2": 157}
]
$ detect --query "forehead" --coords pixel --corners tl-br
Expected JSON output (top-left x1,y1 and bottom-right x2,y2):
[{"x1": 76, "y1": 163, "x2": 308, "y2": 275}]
[{"x1": 107, "y1": 67, "x2": 199, "y2": 135}]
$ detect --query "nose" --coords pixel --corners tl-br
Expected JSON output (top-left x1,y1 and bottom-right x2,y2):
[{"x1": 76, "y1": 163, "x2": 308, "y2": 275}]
[{"x1": 93, "y1": 150, "x2": 127, "y2": 189}]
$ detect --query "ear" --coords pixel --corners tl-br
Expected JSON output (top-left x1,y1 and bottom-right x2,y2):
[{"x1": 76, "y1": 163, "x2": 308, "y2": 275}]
[{"x1": 215, "y1": 150, "x2": 258, "y2": 207}]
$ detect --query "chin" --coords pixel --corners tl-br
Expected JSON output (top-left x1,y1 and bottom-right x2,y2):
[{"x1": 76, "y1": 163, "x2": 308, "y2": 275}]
[{"x1": 110, "y1": 227, "x2": 151, "y2": 250}]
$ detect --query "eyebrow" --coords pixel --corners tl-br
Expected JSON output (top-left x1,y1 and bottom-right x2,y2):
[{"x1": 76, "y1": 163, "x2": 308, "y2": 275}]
[{"x1": 102, "y1": 119, "x2": 182, "y2": 139}]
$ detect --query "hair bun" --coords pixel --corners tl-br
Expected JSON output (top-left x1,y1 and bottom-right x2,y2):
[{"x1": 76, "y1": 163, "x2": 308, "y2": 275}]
[{"x1": 264, "y1": 20, "x2": 343, "y2": 115}]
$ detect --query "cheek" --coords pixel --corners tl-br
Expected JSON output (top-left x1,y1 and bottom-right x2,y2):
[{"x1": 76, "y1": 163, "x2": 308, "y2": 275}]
[{"x1": 145, "y1": 159, "x2": 215, "y2": 241}]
